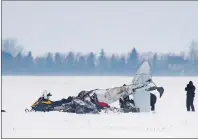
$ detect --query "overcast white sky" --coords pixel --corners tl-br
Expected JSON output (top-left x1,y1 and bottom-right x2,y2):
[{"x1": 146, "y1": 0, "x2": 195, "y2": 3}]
[{"x1": 2, "y1": 1, "x2": 198, "y2": 56}]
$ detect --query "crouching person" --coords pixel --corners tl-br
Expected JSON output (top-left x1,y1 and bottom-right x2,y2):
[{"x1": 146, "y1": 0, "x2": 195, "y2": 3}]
[{"x1": 119, "y1": 96, "x2": 139, "y2": 113}]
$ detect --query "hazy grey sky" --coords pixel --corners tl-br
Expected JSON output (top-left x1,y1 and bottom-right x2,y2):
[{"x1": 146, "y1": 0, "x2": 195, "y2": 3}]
[{"x1": 3, "y1": 1, "x2": 198, "y2": 56}]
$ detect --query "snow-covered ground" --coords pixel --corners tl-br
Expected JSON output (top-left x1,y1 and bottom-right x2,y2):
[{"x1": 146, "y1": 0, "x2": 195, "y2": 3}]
[{"x1": 2, "y1": 76, "x2": 198, "y2": 138}]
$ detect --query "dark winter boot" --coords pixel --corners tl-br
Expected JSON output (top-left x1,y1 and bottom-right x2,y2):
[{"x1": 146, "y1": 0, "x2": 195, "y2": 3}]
[
  {"x1": 191, "y1": 105, "x2": 195, "y2": 112},
  {"x1": 187, "y1": 107, "x2": 190, "y2": 111}
]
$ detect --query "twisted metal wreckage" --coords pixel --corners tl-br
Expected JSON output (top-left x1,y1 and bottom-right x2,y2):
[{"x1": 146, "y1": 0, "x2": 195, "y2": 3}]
[{"x1": 25, "y1": 60, "x2": 164, "y2": 114}]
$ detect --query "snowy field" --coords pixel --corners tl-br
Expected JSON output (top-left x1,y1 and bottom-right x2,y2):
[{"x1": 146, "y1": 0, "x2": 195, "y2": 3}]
[{"x1": 2, "y1": 76, "x2": 198, "y2": 138}]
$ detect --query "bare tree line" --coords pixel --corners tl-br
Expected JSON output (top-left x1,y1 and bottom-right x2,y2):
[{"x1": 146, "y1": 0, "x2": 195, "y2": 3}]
[{"x1": 2, "y1": 38, "x2": 198, "y2": 76}]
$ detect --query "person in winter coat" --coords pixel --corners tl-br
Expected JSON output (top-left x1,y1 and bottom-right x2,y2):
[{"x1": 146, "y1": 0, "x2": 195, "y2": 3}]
[
  {"x1": 150, "y1": 93, "x2": 157, "y2": 111},
  {"x1": 185, "y1": 81, "x2": 195, "y2": 112},
  {"x1": 119, "y1": 96, "x2": 135, "y2": 108}
]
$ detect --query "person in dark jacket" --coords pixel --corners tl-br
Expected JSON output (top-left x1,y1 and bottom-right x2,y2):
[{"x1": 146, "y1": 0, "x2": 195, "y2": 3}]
[
  {"x1": 185, "y1": 81, "x2": 195, "y2": 112},
  {"x1": 150, "y1": 93, "x2": 157, "y2": 111},
  {"x1": 119, "y1": 96, "x2": 136, "y2": 108},
  {"x1": 147, "y1": 86, "x2": 164, "y2": 112}
]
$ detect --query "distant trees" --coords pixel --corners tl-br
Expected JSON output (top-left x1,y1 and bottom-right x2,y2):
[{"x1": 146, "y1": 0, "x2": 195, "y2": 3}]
[
  {"x1": 54, "y1": 52, "x2": 63, "y2": 72},
  {"x1": 109, "y1": 54, "x2": 118, "y2": 72},
  {"x1": 86, "y1": 52, "x2": 96, "y2": 73},
  {"x1": 76, "y1": 53, "x2": 87, "y2": 73},
  {"x1": 97, "y1": 49, "x2": 109, "y2": 73},
  {"x1": 2, "y1": 51, "x2": 14, "y2": 73},
  {"x1": 2, "y1": 38, "x2": 23, "y2": 56},
  {"x1": 186, "y1": 41, "x2": 198, "y2": 73},
  {"x1": 63, "y1": 52, "x2": 75, "y2": 72},
  {"x1": 2, "y1": 38, "x2": 198, "y2": 76},
  {"x1": 189, "y1": 41, "x2": 198, "y2": 62},
  {"x1": 126, "y1": 48, "x2": 139, "y2": 73}
]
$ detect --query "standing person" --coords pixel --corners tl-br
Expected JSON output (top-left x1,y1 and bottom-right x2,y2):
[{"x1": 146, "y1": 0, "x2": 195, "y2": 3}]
[
  {"x1": 148, "y1": 86, "x2": 164, "y2": 112},
  {"x1": 185, "y1": 81, "x2": 195, "y2": 112},
  {"x1": 150, "y1": 93, "x2": 157, "y2": 111}
]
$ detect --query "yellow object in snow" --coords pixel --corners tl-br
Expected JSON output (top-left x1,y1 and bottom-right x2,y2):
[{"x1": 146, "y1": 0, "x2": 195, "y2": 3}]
[
  {"x1": 31, "y1": 101, "x2": 39, "y2": 107},
  {"x1": 31, "y1": 100, "x2": 52, "y2": 107},
  {"x1": 41, "y1": 100, "x2": 52, "y2": 104}
]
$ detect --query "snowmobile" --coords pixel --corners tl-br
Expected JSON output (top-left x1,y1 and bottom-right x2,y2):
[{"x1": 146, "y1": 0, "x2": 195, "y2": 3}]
[
  {"x1": 25, "y1": 90, "x2": 74, "y2": 112},
  {"x1": 25, "y1": 92, "x2": 54, "y2": 112},
  {"x1": 25, "y1": 100, "x2": 53, "y2": 112}
]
